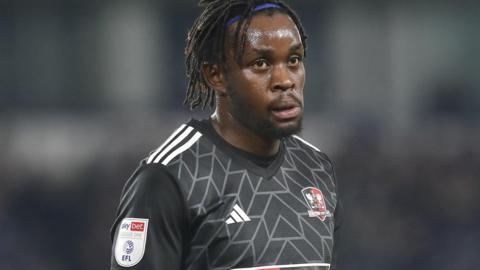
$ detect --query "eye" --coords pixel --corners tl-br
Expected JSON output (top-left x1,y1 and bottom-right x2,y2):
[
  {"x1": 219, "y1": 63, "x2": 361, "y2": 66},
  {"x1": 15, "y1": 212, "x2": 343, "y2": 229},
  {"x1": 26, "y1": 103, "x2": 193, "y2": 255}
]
[
  {"x1": 288, "y1": 55, "x2": 302, "y2": 67},
  {"x1": 252, "y1": 59, "x2": 269, "y2": 70}
]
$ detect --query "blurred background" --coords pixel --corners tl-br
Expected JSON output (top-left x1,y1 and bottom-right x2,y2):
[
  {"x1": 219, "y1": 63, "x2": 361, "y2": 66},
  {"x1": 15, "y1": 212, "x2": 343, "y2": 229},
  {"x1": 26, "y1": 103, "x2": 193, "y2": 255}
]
[{"x1": 1, "y1": 0, "x2": 479, "y2": 269}]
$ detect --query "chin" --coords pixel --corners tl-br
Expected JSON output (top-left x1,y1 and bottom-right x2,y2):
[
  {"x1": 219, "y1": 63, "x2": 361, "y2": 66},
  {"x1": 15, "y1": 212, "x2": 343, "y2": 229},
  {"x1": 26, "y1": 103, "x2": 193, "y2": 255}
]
[
  {"x1": 277, "y1": 121, "x2": 303, "y2": 138},
  {"x1": 264, "y1": 117, "x2": 303, "y2": 139}
]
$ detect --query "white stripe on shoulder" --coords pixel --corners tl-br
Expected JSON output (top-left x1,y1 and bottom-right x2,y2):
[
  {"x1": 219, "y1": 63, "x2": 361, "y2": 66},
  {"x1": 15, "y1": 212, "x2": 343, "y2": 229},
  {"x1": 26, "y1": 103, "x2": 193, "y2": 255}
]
[
  {"x1": 161, "y1": 132, "x2": 202, "y2": 165},
  {"x1": 292, "y1": 135, "x2": 321, "y2": 152},
  {"x1": 153, "y1": 126, "x2": 195, "y2": 163},
  {"x1": 147, "y1": 124, "x2": 187, "y2": 164}
]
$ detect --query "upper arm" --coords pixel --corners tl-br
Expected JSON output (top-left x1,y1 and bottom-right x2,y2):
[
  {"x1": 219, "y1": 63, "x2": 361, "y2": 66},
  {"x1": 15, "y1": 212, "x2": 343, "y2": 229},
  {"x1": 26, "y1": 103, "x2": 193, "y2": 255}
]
[{"x1": 110, "y1": 164, "x2": 189, "y2": 270}]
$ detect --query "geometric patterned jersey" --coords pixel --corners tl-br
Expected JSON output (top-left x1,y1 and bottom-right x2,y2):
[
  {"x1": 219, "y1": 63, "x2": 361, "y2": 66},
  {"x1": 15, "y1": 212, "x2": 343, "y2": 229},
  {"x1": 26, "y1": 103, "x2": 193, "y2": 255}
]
[{"x1": 110, "y1": 119, "x2": 340, "y2": 270}]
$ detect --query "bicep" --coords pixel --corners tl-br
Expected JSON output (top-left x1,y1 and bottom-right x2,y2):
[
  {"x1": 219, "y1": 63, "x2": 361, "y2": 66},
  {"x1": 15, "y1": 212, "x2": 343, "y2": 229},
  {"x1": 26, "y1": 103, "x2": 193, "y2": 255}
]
[{"x1": 110, "y1": 165, "x2": 189, "y2": 270}]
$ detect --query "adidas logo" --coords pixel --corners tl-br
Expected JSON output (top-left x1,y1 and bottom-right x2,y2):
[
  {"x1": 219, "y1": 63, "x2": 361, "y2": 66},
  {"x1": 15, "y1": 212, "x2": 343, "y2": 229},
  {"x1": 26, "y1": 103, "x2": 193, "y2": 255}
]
[{"x1": 225, "y1": 204, "x2": 251, "y2": 224}]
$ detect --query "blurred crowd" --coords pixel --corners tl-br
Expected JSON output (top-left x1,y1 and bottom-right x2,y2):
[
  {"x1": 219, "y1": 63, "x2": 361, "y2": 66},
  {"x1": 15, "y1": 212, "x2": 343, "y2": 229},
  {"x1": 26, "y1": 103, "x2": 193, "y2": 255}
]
[{"x1": 335, "y1": 121, "x2": 480, "y2": 269}]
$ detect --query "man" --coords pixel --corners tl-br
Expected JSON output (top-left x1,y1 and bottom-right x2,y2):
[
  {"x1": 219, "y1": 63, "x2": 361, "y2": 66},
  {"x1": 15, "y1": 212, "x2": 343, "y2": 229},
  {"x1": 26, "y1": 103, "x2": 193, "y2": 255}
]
[{"x1": 110, "y1": 0, "x2": 342, "y2": 269}]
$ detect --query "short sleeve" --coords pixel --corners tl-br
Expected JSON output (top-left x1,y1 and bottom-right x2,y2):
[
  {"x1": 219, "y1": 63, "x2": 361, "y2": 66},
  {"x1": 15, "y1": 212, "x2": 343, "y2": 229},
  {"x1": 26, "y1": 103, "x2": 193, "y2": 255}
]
[
  {"x1": 110, "y1": 164, "x2": 190, "y2": 270},
  {"x1": 330, "y1": 158, "x2": 343, "y2": 270},
  {"x1": 317, "y1": 151, "x2": 342, "y2": 269},
  {"x1": 330, "y1": 195, "x2": 343, "y2": 270}
]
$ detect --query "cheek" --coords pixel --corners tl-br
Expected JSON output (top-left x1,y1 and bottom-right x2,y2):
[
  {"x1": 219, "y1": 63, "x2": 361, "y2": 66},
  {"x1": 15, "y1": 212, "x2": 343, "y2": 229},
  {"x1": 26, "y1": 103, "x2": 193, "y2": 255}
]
[
  {"x1": 295, "y1": 66, "x2": 305, "y2": 100},
  {"x1": 237, "y1": 70, "x2": 271, "y2": 103},
  {"x1": 242, "y1": 69, "x2": 270, "y2": 91},
  {"x1": 296, "y1": 65, "x2": 306, "y2": 88},
  {"x1": 227, "y1": 72, "x2": 267, "y2": 106}
]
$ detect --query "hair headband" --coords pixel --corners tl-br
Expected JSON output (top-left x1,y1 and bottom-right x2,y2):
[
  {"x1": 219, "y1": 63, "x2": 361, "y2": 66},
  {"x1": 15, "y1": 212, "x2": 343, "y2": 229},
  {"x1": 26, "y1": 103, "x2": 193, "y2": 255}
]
[{"x1": 225, "y1": 3, "x2": 282, "y2": 27}]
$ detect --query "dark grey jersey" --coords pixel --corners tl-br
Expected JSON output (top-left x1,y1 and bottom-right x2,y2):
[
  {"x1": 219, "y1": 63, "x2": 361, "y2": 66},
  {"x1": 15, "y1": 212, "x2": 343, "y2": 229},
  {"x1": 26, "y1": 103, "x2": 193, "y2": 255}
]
[{"x1": 110, "y1": 119, "x2": 342, "y2": 270}]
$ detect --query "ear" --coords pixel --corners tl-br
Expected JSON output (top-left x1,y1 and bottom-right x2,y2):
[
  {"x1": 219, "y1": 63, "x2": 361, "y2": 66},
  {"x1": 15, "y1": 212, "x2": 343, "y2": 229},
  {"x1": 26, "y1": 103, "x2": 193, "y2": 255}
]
[{"x1": 202, "y1": 62, "x2": 226, "y2": 94}]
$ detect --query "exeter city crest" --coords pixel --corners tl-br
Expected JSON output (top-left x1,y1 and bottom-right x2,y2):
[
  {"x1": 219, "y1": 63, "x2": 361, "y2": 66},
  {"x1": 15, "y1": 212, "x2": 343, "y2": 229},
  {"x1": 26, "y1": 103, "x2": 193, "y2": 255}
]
[{"x1": 302, "y1": 187, "x2": 329, "y2": 221}]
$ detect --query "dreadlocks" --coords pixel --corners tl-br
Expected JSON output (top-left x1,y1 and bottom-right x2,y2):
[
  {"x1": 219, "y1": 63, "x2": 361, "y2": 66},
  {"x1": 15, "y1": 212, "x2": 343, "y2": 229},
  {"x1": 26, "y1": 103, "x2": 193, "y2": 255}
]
[{"x1": 184, "y1": 0, "x2": 308, "y2": 109}]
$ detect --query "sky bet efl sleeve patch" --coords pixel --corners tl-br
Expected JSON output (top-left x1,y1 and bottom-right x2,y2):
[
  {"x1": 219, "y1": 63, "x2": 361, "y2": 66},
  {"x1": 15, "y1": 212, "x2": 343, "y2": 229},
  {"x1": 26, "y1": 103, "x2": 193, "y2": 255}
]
[{"x1": 114, "y1": 218, "x2": 149, "y2": 267}]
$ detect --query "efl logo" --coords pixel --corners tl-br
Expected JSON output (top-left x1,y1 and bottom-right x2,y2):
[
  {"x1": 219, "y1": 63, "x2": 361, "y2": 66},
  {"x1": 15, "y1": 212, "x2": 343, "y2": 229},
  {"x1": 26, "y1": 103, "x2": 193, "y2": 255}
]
[
  {"x1": 115, "y1": 218, "x2": 149, "y2": 267},
  {"x1": 131, "y1": 222, "x2": 145, "y2": 232}
]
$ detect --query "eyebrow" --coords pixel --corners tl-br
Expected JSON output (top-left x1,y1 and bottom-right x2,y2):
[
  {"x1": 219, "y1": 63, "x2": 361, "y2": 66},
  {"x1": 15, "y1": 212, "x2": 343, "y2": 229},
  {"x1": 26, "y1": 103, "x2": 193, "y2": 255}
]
[{"x1": 290, "y1": 43, "x2": 304, "y2": 52}]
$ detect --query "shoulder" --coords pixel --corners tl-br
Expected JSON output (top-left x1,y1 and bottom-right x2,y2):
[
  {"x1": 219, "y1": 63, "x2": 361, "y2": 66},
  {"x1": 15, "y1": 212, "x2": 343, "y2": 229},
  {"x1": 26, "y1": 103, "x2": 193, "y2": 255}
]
[
  {"x1": 290, "y1": 134, "x2": 322, "y2": 152},
  {"x1": 287, "y1": 134, "x2": 335, "y2": 172},
  {"x1": 112, "y1": 163, "x2": 190, "y2": 243},
  {"x1": 121, "y1": 164, "x2": 181, "y2": 202},
  {"x1": 144, "y1": 121, "x2": 204, "y2": 166}
]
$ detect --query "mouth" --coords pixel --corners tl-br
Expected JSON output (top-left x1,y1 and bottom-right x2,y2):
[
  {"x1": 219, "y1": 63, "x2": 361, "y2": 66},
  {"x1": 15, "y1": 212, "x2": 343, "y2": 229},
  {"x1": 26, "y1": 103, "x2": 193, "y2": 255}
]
[{"x1": 270, "y1": 102, "x2": 302, "y2": 120}]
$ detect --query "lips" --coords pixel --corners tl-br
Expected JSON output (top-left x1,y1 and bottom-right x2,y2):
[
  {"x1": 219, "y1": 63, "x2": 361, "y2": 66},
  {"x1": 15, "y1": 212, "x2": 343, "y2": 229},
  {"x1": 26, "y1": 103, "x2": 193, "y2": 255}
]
[{"x1": 270, "y1": 100, "x2": 302, "y2": 120}]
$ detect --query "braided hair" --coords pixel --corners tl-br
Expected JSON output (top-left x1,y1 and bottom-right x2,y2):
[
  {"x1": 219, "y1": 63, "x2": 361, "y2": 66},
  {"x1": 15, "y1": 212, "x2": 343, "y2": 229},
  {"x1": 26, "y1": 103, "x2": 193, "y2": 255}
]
[{"x1": 184, "y1": 0, "x2": 308, "y2": 109}]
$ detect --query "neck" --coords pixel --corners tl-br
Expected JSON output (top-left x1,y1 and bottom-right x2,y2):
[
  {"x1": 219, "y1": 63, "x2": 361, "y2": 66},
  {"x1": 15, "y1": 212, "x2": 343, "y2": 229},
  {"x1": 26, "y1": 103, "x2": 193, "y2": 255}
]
[{"x1": 210, "y1": 103, "x2": 280, "y2": 157}]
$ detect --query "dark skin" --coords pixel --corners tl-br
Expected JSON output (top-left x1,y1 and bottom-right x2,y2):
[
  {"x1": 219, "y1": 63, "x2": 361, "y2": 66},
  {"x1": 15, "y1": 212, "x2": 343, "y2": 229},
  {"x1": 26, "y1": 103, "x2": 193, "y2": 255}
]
[{"x1": 203, "y1": 12, "x2": 306, "y2": 157}]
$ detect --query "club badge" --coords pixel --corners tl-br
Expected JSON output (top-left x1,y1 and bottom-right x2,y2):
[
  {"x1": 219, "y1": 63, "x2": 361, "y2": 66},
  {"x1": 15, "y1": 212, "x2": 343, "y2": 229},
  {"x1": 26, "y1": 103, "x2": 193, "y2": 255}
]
[
  {"x1": 114, "y1": 218, "x2": 149, "y2": 267},
  {"x1": 302, "y1": 187, "x2": 330, "y2": 221}
]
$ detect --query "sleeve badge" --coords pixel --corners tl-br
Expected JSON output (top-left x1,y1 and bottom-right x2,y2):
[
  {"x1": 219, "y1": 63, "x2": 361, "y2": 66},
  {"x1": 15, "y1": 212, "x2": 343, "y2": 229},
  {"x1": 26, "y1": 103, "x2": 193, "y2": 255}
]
[{"x1": 114, "y1": 218, "x2": 149, "y2": 267}]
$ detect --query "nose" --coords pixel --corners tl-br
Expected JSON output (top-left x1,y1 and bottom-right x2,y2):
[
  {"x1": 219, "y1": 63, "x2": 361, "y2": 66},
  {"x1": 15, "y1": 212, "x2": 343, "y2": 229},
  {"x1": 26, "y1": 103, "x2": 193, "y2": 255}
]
[{"x1": 271, "y1": 64, "x2": 294, "y2": 91}]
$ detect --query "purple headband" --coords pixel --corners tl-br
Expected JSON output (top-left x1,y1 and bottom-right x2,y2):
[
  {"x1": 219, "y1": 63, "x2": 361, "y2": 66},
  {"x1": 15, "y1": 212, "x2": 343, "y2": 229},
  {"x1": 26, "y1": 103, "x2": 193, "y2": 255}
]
[{"x1": 225, "y1": 3, "x2": 282, "y2": 27}]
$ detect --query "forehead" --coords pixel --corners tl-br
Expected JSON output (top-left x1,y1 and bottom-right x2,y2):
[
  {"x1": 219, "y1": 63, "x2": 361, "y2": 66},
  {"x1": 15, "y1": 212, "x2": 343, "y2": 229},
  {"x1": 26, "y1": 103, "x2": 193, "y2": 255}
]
[
  {"x1": 247, "y1": 12, "x2": 299, "y2": 35},
  {"x1": 226, "y1": 12, "x2": 302, "y2": 50}
]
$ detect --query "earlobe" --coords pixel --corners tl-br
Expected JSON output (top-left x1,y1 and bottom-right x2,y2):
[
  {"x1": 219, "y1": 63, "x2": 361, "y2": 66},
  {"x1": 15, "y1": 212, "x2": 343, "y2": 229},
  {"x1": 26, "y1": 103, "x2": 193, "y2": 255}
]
[{"x1": 202, "y1": 63, "x2": 226, "y2": 94}]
